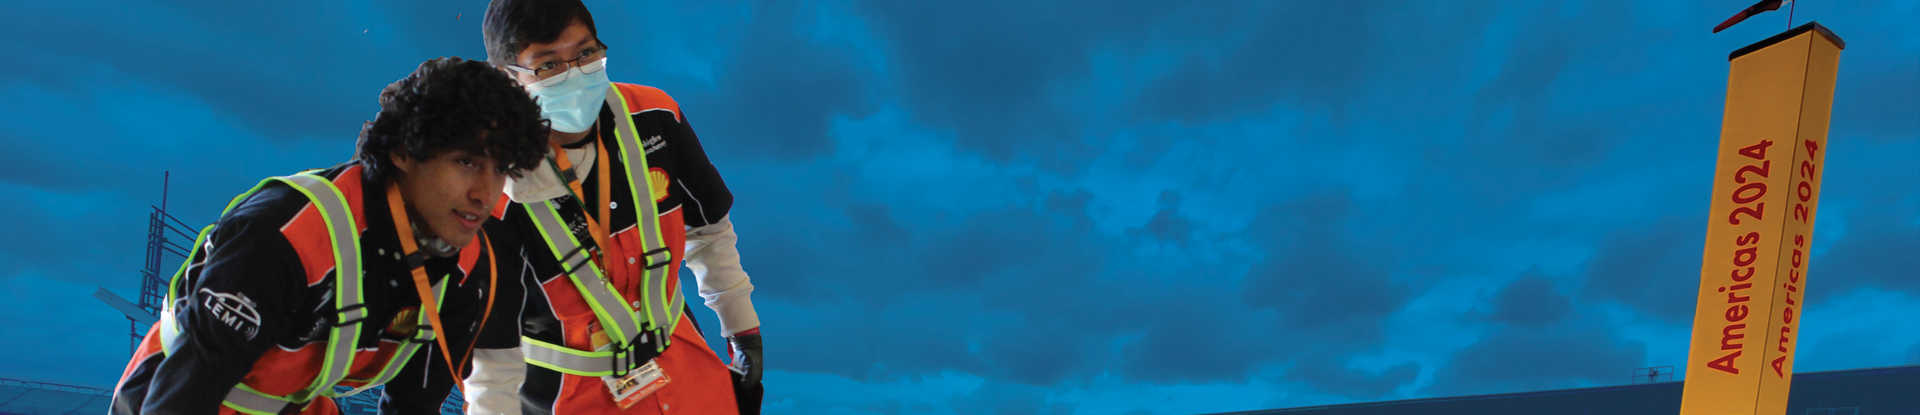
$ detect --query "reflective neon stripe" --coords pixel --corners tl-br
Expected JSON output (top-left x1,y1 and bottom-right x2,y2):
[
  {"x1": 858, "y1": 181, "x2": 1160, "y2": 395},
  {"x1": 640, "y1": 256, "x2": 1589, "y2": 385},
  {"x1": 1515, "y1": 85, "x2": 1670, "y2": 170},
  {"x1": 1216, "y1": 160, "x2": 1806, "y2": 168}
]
[
  {"x1": 334, "y1": 280, "x2": 448, "y2": 398},
  {"x1": 519, "y1": 330, "x2": 661, "y2": 377},
  {"x1": 524, "y1": 202, "x2": 647, "y2": 343},
  {"x1": 157, "y1": 172, "x2": 371, "y2": 412},
  {"x1": 606, "y1": 85, "x2": 684, "y2": 348},
  {"x1": 521, "y1": 85, "x2": 691, "y2": 374},
  {"x1": 521, "y1": 336, "x2": 628, "y2": 377},
  {"x1": 222, "y1": 383, "x2": 294, "y2": 415},
  {"x1": 274, "y1": 173, "x2": 365, "y2": 404}
]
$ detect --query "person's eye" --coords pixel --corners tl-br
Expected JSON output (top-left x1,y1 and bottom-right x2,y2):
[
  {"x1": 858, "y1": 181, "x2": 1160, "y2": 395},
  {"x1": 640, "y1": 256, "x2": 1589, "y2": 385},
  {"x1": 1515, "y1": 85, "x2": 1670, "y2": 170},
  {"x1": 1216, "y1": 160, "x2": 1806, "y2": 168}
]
[
  {"x1": 535, "y1": 61, "x2": 559, "y2": 73},
  {"x1": 579, "y1": 47, "x2": 599, "y2": 59},
  {"x1": 458, "y1": 158, "x2": 479, "y2": 168}
]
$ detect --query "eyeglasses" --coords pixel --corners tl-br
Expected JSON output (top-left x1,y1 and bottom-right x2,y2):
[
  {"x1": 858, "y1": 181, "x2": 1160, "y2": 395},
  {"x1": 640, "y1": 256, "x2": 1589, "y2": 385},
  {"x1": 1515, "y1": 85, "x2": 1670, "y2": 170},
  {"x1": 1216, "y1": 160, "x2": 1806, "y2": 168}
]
[{"x1": 505, "y1": 44, "x2": 609, "y2": 86}]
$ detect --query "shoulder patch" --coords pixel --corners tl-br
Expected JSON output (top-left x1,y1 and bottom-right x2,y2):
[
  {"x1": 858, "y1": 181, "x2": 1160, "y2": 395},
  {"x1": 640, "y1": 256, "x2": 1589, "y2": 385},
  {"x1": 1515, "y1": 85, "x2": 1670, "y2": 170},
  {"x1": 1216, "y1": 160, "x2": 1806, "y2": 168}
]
[{"x1": 614, "y1": 82, "x2": 683, "y2": 123}]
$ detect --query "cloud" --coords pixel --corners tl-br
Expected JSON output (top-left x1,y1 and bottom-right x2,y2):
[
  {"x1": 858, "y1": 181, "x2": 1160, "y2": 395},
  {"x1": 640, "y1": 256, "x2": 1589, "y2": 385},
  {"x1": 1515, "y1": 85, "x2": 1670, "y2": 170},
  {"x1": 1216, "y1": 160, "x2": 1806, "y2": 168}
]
[
  {"x1": 1241, "y1": 192, "x2": 1415, "y2": 337},
  {"x1": 1289, "y1": 359, "x2": 1423, "y2": 401},
  {"x1": 0, "y1": 2, "x2": 447, "y2": 143},
  {"x1": 1483, "y1": 269, "x2": 1572, "y2": 328},
  {"x1": 1833, "y1": 57, "x2": 1920, "y2": 141},
  {"x1": 674, "y1": 3, "x2": 882, "y2": 161},
  {"x1": 1807, "y1": 158, "x2": 1920, "y2": 302},
  {"x1": 848, "y1": 0, "x2": 1168, "y2": 162},
  {"x1": 1792, "y1": 289, "x2": 1920, "y2": 373},
  {"x1": 753, "y1": 369, "x2": 979, "y2": 415},
  {"x1": 1581, "y1": 214, "x2": 1704, "y2": 324},
  {"x1": 0, "y1": 274, "x2": 145, "y2": 388},
  {"x1": 0, "y1": 185, "x2": 144, "y2": 286},
  {"x1": 947, "y1": 382, "x2": 1076, "y2": 415},
  {"x1": 1117, "y1": 297, "x2": 1273, "y2": 384},
  {"x1": 1425, "y1": 273, "x2": 1649, "y2": 396},
  {"x1": 1814, "y1": 210, "x2": 1920, "y2": 299},
  {"x1": 1132, "y1": 3, "x2": 1393, "y2": 123},
  {"x1": 1426, "y1": 324, "x2": 1647, "y2": 396},
  {"x1": 1135, "y1": 191, "x2": 1195, "y2": 243},
  {"x1": 730, "y1": 174, "x2": 1126, "y2": 386},
  {"x1": 1115, "y1": 189, "x2": 1432, "y2": 391}
]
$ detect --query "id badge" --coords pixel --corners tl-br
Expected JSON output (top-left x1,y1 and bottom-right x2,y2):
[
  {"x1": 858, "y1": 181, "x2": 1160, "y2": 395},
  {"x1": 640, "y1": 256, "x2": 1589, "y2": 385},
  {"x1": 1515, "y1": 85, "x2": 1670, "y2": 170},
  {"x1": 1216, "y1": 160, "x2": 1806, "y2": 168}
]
[
  {"x1": 603, "y1": 359, "x2": 670, "y2": 409},
  {"x1": 589, "y1": 323, "x2": 610, "y2": 350}
]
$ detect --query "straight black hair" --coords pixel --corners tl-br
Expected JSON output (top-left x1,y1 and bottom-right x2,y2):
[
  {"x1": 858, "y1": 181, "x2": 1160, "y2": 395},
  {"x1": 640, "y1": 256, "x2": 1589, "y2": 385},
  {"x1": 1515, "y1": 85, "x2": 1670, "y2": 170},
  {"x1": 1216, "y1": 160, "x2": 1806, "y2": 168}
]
[{"x1": 482, "y1": 0, "x2": 601, "y2": 67}]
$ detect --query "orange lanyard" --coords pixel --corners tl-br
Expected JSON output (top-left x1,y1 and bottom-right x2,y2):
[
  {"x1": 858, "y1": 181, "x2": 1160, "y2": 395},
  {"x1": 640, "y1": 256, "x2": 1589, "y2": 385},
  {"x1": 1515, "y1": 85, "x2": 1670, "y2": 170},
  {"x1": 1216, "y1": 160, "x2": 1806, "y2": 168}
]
[
  {"x1": 457, "y1": 232, "x2": 498, "y2": 380},
  {"x1": 548, "y1": 127, "x2": 618, "y2": 271},
  {"x1": 386, "y1": 184, "x2": 493, "y2": 395}
]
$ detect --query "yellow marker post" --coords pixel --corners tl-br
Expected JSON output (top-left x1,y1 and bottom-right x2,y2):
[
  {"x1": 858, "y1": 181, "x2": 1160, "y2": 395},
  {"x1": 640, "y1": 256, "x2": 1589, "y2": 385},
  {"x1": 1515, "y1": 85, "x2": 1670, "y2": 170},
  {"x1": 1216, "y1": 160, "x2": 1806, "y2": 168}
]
[{"x1": 1681, "y1": 22, "x2": 1843, "y2": 415}]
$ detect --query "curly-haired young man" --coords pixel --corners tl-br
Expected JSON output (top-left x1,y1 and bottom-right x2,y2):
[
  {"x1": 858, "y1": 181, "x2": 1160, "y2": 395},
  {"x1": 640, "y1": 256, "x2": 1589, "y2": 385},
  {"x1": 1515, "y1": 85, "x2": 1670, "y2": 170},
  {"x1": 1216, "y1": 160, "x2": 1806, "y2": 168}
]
[{"x1": 109, "y1": 57, "x2": 549, "y2": 415}]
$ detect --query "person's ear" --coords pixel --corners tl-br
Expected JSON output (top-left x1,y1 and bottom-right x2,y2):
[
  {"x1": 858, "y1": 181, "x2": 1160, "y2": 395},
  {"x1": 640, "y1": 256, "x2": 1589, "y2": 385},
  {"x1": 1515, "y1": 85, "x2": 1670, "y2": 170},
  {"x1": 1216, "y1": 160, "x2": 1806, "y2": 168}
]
[{"x1": 390, "y1": 153, "x2": 416, "y2": 175}]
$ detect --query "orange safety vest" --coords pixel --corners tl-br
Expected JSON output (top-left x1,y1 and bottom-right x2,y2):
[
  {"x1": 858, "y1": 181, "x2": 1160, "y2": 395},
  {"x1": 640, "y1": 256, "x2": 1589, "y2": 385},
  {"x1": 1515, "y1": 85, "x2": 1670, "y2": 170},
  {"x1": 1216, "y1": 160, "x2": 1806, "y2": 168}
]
[
  {"x1": 116, "y1": 165, "x2": 484, "y2": 414},
  {"x1": 517, "y1": 83, "x2": 737, "y2": 414}
]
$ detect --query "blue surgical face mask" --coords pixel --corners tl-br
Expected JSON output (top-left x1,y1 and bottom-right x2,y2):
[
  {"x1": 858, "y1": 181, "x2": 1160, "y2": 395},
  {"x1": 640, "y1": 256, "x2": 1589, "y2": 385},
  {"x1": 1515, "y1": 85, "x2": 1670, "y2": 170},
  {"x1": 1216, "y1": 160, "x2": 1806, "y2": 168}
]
[{"x1": 525, "y1": 59, "x2": 611, "y2": 134}]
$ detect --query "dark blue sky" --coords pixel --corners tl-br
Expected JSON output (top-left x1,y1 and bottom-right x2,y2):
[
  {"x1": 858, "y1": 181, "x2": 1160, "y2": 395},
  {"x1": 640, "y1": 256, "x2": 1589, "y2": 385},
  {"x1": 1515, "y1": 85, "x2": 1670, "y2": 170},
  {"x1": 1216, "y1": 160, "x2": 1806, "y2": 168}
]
[{"x1": 4, "y1": 1, "x2": 1917, "y2": 413}]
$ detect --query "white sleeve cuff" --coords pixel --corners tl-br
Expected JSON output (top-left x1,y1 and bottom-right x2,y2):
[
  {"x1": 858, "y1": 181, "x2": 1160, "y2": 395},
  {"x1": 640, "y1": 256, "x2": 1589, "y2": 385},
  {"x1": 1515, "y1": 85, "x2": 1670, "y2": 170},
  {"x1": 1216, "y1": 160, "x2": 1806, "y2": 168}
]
[
  {"x1": 685, "y1": 215, "x2": 761, "y2": 336},
  {"x1": 462, "y1": 347, "x2": 525, "y2": 415}
]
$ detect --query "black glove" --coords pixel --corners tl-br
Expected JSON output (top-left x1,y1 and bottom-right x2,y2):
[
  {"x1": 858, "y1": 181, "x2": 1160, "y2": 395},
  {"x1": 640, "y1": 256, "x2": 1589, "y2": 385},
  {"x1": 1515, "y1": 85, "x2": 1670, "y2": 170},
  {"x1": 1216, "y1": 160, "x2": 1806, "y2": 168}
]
[{"x1": 728, "y1": 332, "x2": 763, "y2": 415}]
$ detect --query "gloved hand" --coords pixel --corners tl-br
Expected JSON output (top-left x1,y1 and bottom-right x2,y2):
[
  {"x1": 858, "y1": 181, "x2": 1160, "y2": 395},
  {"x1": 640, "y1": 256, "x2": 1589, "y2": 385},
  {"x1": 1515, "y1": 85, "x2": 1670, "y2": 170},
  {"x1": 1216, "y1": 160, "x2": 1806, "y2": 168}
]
[
  {"x1": 727, "y1": 330, "x2": 763, "y2": 414},
  {"x1": 728, "y1": 331, "x2": 762, "y2": 383}
]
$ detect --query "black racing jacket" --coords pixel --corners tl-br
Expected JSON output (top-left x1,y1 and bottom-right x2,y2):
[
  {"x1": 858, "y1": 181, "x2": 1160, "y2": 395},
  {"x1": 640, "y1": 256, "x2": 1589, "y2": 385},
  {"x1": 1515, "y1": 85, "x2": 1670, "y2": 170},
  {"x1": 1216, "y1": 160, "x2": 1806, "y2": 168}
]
[{"x1": 110, "y1": 162, "x2": 524, "y2": 414}]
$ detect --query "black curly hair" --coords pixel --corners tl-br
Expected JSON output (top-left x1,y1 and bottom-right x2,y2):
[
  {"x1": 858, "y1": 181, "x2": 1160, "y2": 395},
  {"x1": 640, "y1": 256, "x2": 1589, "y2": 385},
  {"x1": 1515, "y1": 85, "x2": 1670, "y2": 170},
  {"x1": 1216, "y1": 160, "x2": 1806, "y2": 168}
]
[{"x1": 356, "y1": 56, "x2": 548, "y2": 185}]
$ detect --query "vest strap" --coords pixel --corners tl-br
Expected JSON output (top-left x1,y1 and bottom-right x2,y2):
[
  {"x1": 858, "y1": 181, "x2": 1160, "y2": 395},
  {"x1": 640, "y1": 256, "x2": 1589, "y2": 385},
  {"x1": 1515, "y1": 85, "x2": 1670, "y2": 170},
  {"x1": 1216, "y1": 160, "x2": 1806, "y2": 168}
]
[
  {"x1": 520, "y1": 85, "x2": 691, "y2": 375},
  {"x1": 155, "y1": 171, "x2": 372, "y2": 411}
]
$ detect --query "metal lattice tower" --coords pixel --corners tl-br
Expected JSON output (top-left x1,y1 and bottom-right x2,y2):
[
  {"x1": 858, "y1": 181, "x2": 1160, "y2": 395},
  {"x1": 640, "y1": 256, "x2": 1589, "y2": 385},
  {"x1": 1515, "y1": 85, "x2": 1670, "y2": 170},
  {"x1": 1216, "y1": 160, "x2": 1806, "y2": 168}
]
[{"x1": 133, "y1": 171, "x2": 199, "y2": 351}]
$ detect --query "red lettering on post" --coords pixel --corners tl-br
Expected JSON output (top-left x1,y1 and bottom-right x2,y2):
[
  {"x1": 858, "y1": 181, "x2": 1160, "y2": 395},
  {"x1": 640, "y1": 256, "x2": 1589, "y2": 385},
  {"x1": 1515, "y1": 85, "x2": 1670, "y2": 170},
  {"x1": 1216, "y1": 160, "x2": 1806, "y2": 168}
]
[
  {"x1": 1721, "y1": 323, "x2": 1747, "y2": 350},
  {"x1": 1734, "y1": 247, "x2": 1758, "y2": 267},
  {"x1": 1703, "y1": 139, "x2": 1782, "y2": 378},
  {"x1": 1731, "y1": 266, "x2": 1755, "y2": 282},
  {"x1": 1735, "y1": 161, "x2": 1771, "y2": 184},
  {"x1": 1732, "y1": 182, "x2": 1768, "y2": 204},
  {"x1": 1710, "y1": 350, "x2": 1743, "y2": 375},
  {"x1": 1730, "y1": 203, "x2": 1765, "y2": 225},
  {"x1": 1724, "y1": 282, "x2": 1752, "y2": 303},
  {"x1": 1739, "y1": 139, "x2": 1774, "y2": 160}
]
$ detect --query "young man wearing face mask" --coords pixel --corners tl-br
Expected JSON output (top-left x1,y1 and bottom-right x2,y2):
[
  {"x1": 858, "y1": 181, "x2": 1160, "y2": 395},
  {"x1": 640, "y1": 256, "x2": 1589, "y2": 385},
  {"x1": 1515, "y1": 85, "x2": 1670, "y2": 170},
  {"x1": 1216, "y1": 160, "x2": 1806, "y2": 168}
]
[
  {"x1": 108, "y1": 57, "x2": 549, "y2": 414},
  {"x1": 459, "y1": 1, "x2": 765, "y2": 414}
]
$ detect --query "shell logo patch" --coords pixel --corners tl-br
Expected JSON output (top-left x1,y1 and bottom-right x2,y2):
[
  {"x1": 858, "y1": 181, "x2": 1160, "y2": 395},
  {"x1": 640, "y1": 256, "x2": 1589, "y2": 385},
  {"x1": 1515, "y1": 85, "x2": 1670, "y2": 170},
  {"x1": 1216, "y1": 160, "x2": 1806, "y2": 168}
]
[
  {"x1": 386, "y1": 306, "x2": 421, "y2": 338},
  {"x1": 649, "y1": 167, "x2": 670, "y2": 202}
]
